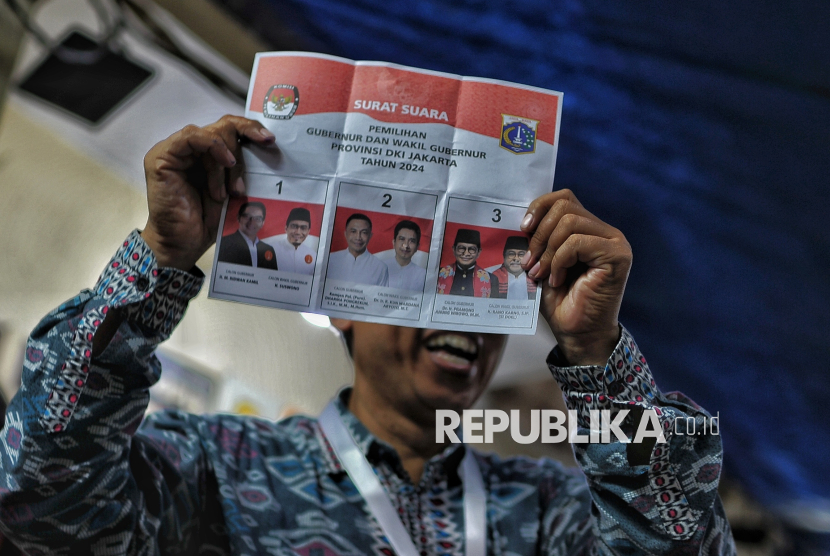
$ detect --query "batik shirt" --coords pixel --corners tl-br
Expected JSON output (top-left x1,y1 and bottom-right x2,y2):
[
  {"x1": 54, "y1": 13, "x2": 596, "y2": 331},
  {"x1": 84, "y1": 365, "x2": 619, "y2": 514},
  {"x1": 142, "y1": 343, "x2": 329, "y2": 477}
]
[
  {"x1": 0, "y1": 230, "x2": 735, "y2": 555},
  {"x1": 437, "y1": 264, "x2": 491, "y2": 297}
]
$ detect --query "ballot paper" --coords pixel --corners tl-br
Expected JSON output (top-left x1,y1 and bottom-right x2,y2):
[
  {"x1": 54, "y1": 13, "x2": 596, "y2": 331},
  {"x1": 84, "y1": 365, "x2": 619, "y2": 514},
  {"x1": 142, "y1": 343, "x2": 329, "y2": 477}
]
[{"x1": 209, "y1": 52, "x2": 563, "y2": 334}]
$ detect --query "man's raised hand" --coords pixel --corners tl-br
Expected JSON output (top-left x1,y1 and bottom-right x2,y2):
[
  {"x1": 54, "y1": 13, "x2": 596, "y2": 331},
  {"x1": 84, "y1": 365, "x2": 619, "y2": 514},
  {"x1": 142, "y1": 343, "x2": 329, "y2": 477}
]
[
  {"x1": 521, "y1": 189, "x2": 632, "y2": 366},
  {"x1": 140, "y1": 115, "x2": 276, "y2": 271}
]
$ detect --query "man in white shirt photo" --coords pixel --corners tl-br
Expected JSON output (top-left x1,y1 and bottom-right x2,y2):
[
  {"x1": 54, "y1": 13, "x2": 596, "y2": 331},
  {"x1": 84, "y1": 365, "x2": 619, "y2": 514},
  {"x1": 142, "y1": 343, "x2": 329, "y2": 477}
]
[
  {"x1": 386, "y1": 220, "x2": 427, "y2": 291},
  {"x1": 327, "y1": 213, "x2": 389, "y2": 286},
  {"x1": 274, "y1": 207, "x2": 316, "y2": 275}
]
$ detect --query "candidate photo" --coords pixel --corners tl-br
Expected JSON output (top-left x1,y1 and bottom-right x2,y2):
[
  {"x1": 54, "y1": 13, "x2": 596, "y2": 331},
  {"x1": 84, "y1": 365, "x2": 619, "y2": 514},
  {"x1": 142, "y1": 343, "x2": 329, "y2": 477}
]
[
  {"x1": 382, "y1": 220, "x2": 427, "y2": 292},
  {"x1": 217, "y1": 201, "x2": 279, "y2": 270},
  {"x1": 488, "y1": 235, "x2": 537, "y2": 300},
  {"x1": 326, "y1": 213, "x2": 389, "y2": 286},
  {"x1": 270, "y1": 207, "x2": 317, "y2": 275},
  {"x1": 436, "y1": 228, "x2": 493, "y2": 297}
]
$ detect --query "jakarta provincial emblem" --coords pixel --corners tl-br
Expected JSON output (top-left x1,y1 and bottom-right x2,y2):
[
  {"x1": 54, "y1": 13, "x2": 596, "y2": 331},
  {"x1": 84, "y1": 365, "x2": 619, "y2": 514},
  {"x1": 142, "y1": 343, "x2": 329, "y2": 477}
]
[
  {"x1": 500, "y1": 114, "x2": 538, "y2": 154},
  {"x1": 263, "y1": 85, "x2": 299, "y2": 119}
]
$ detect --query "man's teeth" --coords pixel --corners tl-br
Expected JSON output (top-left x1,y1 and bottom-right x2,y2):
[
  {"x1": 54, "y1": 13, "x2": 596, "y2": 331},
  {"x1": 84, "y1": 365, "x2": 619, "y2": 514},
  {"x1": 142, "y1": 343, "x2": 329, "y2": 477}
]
[
  {"x1": 425, "y1": 335, "x2": 478, "y2": 356},
  {"x1": 438, "y1": 352, "x2": 472, "y2": 366}
]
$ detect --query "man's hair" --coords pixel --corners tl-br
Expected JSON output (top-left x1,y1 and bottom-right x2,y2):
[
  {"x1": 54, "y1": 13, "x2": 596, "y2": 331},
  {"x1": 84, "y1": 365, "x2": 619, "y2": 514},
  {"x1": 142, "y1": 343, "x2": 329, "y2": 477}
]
[
  {"x1": 393, "y1": 220, "x2": 421, "y2": 245},
  {"x1": 502, "y1": 235, "x2": 529, "y2": 254},
  {"x1": 345, "y1": 213, "x2": 372, "y2": 230},
  {"x1": 286, "y1": 207, "x2": 311, "y2": 226},
  {"x1": 238, "y1": 201, "x2": 267, "y2": 219},
  {"x1": 453, "y1": 228, "x2": 481, "y2": 248}
]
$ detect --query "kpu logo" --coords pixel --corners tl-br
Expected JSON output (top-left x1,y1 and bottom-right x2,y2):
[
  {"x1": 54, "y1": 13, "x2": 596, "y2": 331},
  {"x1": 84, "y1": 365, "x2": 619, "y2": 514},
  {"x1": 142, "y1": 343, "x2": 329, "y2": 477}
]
[{"x1": 264, "y1": 84, "x2": 299, "y2": 119}]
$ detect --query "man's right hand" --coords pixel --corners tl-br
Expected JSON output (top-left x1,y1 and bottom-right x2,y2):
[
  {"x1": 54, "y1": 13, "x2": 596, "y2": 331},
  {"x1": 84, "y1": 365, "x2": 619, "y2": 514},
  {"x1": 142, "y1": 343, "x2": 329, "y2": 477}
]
[{"x1": 140, "y1": 115, "x2": 276, "y2": 270}]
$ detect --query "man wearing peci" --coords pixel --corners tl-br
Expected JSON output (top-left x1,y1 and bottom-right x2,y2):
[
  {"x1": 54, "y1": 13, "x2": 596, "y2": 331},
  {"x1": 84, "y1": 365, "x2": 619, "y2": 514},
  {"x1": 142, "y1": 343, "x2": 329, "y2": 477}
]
[
  {"x1": 274, "y1": 207, "x2": 316, "y2": 275},
  {"x1": 217, "y1": 201, "x2": 279, "y2": 270},
  {"x1": 436, "y1": 228, "x2": 492, "y2": 297},
  {"x1": 327, "y1": 212, "x2": 389, "y2": 286},
  {"x1": 386, "y1": 220, "x2": 427, "y2": 291},
  {"x1": 0, "y1": 116, "x2": 734, "y2": 555},
  {"x1": 491, "y1": 236, "x2": 537, "y2": 300}
]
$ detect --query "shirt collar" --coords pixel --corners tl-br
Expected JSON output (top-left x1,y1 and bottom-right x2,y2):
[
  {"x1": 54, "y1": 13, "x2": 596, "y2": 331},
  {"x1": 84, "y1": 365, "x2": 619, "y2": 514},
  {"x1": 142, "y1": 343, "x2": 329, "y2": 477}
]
[
  {"x1": 345, "y1": 249, "x2": 369, "y2": 261},
  {"x1": 239, "y1": 230, "x2": 259, "y2": 247},
  {"x1": 319, "y1": 387, "x2": 467, "y2": 484},
  {"x1": 506, "y1": 270, "x2": 526, "y2": 281}
]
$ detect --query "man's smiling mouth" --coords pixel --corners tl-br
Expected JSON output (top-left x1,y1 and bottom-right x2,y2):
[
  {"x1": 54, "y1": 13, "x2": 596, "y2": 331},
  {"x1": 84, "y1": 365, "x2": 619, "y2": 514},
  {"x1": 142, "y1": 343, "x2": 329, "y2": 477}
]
[{"x1": 424, "y1": 334, "x2": 479, "y2": 369}]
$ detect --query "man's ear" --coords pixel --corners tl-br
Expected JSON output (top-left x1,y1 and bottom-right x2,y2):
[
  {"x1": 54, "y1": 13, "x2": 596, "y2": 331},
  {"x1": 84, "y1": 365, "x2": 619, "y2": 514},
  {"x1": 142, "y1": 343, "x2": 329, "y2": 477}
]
[{"x1": 329, "y1": 318, "x2": 353, "y2": 334}]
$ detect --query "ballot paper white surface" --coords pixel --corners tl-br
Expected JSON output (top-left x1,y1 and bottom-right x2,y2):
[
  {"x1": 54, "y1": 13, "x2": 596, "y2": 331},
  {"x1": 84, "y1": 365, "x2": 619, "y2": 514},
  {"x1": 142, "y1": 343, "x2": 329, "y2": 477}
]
[{"x1": 209, "y1": 52, "x2": 563, "y2": 334}]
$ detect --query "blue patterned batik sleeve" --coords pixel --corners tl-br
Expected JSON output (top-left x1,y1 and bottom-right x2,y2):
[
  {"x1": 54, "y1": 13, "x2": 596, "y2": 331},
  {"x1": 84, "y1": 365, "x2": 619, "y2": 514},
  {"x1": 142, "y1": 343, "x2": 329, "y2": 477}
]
[
  {"x1": 0, "y1": 231, "x2": 211, "y2": 555},
  {"x1": 544, "y1": 326, "x2": 736, "y2": 555}
]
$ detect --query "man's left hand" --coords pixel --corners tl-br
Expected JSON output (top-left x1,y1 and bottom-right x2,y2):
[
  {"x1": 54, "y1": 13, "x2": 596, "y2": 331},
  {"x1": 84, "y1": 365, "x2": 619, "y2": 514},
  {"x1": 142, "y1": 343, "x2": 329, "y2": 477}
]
[{"x1": 521, "y1": 189, "x2": 632, "y2": 366}]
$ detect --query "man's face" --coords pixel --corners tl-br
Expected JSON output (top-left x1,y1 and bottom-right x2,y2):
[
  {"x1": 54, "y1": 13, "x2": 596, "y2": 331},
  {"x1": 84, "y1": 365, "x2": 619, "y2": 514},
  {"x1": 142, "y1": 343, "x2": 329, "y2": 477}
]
[
  {"x1": 394, "y1": 228, "x2": 419, "y2": 264},
  {"x1": 454, "y1": 242, "x2": 480, "y2": 267},
  {"x1": 345, "y1": 218, "x2": 372, "y2": 255},
  {"x1": 344, "y1": 322, "x2": 507, "y2": 417},
  {"x1": 286, "y1": 219, "x2": 310, "y2": 247},
  {"x1": 239, "y1": 206, "x2": 265, "y2": 240},
  {"x1": 503, "y1": 248, "x2": 527, "y2": 277}
]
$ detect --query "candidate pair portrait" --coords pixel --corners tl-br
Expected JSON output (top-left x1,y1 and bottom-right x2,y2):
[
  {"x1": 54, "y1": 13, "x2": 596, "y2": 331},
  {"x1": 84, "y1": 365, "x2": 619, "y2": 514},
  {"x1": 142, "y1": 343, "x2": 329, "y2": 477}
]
[
  {"x1": 437, "y1": 230, "x2": 537, "y2": 300},
  {"x1": 327, "y1": 213, "x2": 426, "y2": 290},
  {"x1": 217, "y1": 201, "x2": 316, "y2": 275}
]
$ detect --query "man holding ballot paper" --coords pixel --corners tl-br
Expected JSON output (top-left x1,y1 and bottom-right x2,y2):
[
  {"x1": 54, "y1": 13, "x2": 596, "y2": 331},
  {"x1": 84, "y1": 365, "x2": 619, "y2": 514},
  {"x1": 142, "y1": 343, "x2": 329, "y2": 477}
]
[{"x1": 0, "y1": 53, "x2": 733, "y2": 556}]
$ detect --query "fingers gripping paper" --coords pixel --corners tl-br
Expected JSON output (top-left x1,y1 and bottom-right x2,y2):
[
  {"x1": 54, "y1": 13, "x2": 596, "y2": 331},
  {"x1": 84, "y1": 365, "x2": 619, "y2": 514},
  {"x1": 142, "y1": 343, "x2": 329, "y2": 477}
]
[{"x1": 209, "y1": 52, "x2": 563, "y2": 334}]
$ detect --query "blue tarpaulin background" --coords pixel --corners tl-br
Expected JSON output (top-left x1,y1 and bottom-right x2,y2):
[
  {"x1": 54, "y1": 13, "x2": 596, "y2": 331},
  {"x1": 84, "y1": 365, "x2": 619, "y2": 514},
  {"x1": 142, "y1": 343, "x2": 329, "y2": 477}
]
[{"x1": 221, "y1": 0, "x2": 829, "y2": 544}]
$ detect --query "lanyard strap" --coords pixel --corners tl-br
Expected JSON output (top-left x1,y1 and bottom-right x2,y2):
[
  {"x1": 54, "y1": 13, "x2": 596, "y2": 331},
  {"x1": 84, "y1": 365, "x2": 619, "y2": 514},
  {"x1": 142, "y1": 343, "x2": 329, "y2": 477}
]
[{"x1": 319, "y1": 401, "x2": 487, "y2": 556}]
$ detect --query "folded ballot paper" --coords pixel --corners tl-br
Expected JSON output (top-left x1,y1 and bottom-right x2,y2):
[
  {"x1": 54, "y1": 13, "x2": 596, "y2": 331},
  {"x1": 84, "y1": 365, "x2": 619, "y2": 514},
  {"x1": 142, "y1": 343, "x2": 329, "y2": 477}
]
[{"x1": 209, "y1": 52, "x2": 562, "y2": 334}]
